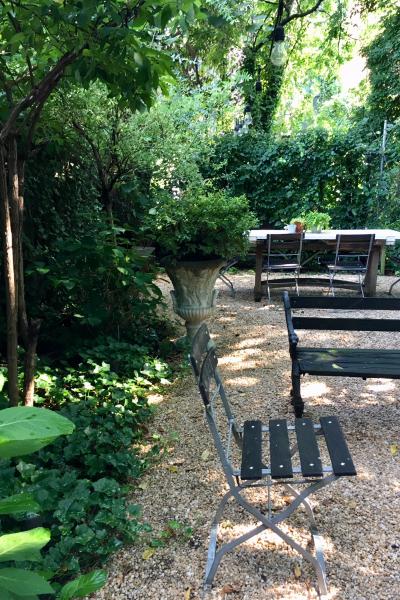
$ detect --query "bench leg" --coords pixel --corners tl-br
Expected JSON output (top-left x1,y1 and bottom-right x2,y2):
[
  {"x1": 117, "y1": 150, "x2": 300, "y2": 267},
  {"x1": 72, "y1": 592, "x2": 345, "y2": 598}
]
[{"x1": 290, "y1": 365, "x2": 304, "y2": 417}]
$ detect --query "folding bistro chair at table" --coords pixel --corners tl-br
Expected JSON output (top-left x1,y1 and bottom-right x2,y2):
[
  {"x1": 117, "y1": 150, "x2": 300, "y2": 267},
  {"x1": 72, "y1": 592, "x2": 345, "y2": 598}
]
[
  {"x1": 218, "y1": 258, "x2": 239, "y2": 297},
  {"x1": 189, "y1": 324, "x2": 357, "y2": 597},
  {"x1": 262, "y1": 233, "x2": 304, "y2": 300},
  {"x1": 327, "y1": 233, "x2": 375, "y2": 296}
]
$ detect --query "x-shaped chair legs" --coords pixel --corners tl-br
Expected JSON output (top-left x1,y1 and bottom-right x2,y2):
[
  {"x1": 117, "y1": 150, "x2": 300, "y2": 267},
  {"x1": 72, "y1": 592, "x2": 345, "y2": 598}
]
[{"x1": 204, "y1": 474, "x2": 337, "y2": 596}]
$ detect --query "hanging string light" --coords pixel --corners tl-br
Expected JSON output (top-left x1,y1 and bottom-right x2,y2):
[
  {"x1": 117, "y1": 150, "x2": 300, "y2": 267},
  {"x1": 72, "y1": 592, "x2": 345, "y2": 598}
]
[
  {"x1": 270, "y1": 0, "x2": 287, "y2": 68},
  {"x1": 270, "y1": 24, "x2": 287, "y2": 67}
]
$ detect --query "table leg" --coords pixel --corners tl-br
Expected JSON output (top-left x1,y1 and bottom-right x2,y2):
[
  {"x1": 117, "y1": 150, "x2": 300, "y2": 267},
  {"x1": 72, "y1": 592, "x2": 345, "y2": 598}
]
[
  {"x1": 380, "y1": 245, "x2": 386, "y2": 275},
  {"x1": 254, "y1": 244, "x2": 263, "y2": 301},
  {"x1": 364, "y1": 246, "x2": 380, "y2": 296}
]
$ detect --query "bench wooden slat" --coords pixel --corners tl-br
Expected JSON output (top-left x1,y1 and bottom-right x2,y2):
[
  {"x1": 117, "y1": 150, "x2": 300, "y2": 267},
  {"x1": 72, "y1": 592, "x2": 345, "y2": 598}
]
[
  {"x1": 289, "y1": 296, "x2": 400, "y2": 310},
  {"x1": 292, "y1": 316, "x2": 400, "y2": 332},
  {"x1": 295, "y1": 418, "x2": 323, "y2": 477},
  {"x1": 241, "y1": 420, "x2": 263, "y2": 480},
  {"x1": 269, "y1": 419, "x2": 293, "y2": 479},
  {"x1": 320, "y1": 417, "x2": 356, "y2": 476},
  {"x1": 297, "y1": 348, "x2": 400, "y2": 378}
]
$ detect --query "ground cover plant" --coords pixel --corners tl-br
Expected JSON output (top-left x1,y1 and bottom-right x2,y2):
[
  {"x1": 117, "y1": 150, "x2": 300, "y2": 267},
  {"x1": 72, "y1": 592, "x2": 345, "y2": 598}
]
[{"x1": 0, "y1": 343, "x2": 171, "y2": 594}]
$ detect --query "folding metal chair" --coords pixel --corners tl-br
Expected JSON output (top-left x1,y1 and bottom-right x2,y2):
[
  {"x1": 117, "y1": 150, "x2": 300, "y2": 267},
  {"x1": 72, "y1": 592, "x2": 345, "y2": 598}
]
[
  {"x1": 388, "y1": 255, "x2": 400, "y2": 295},
  {"x1": 327, "y1": 234, "x2": 375, "y2": 297},
  {"x1": 262, "y1": 233, "x2": 304, "y2": 300},
  {"x1": 218, "y1": 258, "x2": 238, "y2": 297},
  {"x1": 189, "y1": 324, "x2": 357, "y2": 596}
]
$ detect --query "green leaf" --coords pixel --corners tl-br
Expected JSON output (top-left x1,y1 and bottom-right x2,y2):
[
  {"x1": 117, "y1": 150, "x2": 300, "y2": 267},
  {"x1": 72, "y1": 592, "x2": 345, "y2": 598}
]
[
  {"x1": 0, "y1": 407, "x2": 75, "y2": 459},
  {"x1": 0, "y1": 528, "x2": 50, "y2": 563},
  {"x1": 0, "y1": 373, "x2": 5, "y2": 393},
  {"x1": 59, "y1": 570, "x2": 107, "y2": 599},
  {"x1": 0, "y1": 493, "x2": 41, "y2": 515},
  {"x1": 0, "y1": 568, "x2": 54, "y2": 595},
  {"x1": 0, "y1": 591, "x2": 40, "y2": 600}
]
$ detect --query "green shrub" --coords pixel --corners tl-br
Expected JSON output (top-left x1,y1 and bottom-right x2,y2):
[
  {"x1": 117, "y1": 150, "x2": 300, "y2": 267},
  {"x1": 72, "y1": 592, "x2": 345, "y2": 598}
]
[
  {"x1": 0, "y1": 407, "x2": 107, "y2": 599},
  {"x1": 148, "y1": 188, "x2": 258, "y2": 262},
  {"x1": 23, "y1": 353, "x2": 166, "y2": 579},
  {"x1": 0, "y1": 345, "x2": 169, "y2": 585}
]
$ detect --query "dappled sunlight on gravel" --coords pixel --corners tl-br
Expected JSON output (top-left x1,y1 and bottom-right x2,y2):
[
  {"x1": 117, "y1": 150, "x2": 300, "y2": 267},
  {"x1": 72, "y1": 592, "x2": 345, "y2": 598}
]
[{"x1": 93, "y1": 272, "x2": 400, "y2": 600}]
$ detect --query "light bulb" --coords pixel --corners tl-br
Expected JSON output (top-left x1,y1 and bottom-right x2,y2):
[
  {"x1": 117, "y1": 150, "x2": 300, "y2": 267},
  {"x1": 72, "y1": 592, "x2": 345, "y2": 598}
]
[{"x1": 270, "y1": 41, "x2": 286, "y2": 67}]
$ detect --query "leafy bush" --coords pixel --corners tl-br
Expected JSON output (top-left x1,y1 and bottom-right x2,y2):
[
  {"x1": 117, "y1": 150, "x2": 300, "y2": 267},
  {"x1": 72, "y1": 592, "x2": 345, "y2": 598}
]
[
  {"x1": 0, "y1": 407, "x2": 102, "y2": 599},
  {"x1": 203, "y1": 126, "x2": 394, "y2": 229},
  {"x1": 0, "y1": 342, "x2": 169, "y2": 586},
  {"x1": 14, "y1": 351, "x2": 167, "y2": 581},
  {"x1": 149, "y1": 188, "x2": 258, "y2": 261}
]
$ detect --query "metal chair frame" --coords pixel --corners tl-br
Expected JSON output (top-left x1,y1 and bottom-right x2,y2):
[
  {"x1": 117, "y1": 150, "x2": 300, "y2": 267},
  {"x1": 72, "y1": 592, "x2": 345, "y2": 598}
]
[
  {"x1": 263, "y1": 233, "x2": 304, "y2": 300},
  {"x1": 218, "y1": 258, "x2": 238, "y2": 297},
  {"x1": 328, "y1": 234, "x2": 375, "y2": 297},
  {"x1": 388, "y1": 256, "x2": 400, "y2": 295},
  {"x1": 189, "y1": 324, "x2": 356, "y2": 597}
]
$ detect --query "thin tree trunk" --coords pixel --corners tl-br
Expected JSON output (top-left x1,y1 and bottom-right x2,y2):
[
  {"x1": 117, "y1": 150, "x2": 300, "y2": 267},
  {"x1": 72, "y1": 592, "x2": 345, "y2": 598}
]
[
  {"x1": 8, "y1": 138, "x2": 20, "y2": 305},
  {"x1": 15, "y1": 158, "x2": 39, "y2": 405},
  {"x1": 23, "y1": 319, "x2": 41, "y2": 406},
  {"x1": 0, "y1": 144, "x2": 19, "y2": 405},
  {"x1": 17, "y1": 159, "x2": 29, "y2": 348}
]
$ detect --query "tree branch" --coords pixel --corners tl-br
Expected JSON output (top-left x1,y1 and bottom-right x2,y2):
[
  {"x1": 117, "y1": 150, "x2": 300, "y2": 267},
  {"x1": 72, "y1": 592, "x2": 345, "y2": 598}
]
[
  {"x1": 0, "y1": 47, "x2": 83, "y2": 143},
  {"x1": 281, "y1": 0, "x2": 325, "y2": 26}
]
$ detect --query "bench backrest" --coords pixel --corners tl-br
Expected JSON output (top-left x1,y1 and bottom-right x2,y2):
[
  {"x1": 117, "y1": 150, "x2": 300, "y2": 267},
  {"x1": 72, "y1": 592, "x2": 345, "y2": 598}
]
[{"x1": 284, "y1": 292, "x2": 400, "y2": 333}]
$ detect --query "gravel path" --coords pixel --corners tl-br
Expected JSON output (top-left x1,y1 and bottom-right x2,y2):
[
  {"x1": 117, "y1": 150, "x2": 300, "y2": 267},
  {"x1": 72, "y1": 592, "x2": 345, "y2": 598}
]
[{"x1": 94, "y1": 273, "x2": 400, "y2": 600}]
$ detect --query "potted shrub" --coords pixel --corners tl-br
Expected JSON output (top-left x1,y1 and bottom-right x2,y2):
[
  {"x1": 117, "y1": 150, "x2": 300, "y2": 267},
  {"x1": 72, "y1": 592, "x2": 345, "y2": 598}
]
[
  {"x1": 148, "y1": 188, "x2": 258, "y2": 340},
  {"x1": 303, "y1": 211, "x2": 331, "y2": 233}
]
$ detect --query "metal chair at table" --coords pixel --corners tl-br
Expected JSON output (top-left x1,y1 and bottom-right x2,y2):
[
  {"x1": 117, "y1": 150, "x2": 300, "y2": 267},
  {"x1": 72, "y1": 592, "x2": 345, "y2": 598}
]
[
  {"x1": 189, "y1": 324, "x2": 357, "y2": 596},
  {"x1": 388, "y1": 255, "x2": 400, "y2": 295},
  {"x1": 327, "y1": 234, "x2": 375, "y2": 297},
  {"x1": 262, "y1": 233, "x2": 304, "y2": 300},
  {"x1": 218, "y1": 258, "x2": 238, "y2": 297}
]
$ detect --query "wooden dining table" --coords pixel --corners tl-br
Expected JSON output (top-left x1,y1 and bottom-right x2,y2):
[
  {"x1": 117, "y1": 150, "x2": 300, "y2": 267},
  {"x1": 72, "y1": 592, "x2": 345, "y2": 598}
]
[{"x1": 249, "y1": 228, "x2": 400, "y2": 300}]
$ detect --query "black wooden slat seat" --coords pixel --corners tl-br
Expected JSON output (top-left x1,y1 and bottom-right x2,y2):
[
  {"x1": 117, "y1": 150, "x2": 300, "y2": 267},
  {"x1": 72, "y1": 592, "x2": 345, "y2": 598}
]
[
  {"x1": 269, "y1": 419, "x2": 293, "y2": 479},
  {"x1": 239, "y1": 417, "x2": 355, "y2": 480},
  {"x1": 241, "y1": 420, "x2": 263, "y2": 480},
  {"x1": 297, "y1": 347, "x2": 400, "y2": 378},
  {"x1": 295, "y1": 418, "x2": 323, "y2": 477},
  {"x1": 320, "y1": 417, "x2": 356, "y2": 476},
  {"x1": 189, "y1": 324, "x2": 357, "y2": 597}
]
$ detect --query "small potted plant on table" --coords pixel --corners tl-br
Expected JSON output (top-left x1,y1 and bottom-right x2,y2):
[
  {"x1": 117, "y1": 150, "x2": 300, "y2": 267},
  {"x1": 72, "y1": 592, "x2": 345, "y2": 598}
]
[{"x1": 149, "y1": 188, "x2": 258, "y2": 340}]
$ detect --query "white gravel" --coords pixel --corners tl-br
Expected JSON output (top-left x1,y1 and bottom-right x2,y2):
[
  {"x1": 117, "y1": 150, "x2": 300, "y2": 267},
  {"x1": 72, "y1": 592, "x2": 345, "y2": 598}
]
[{"x1": 93, "y1": 272, "x2": 400, "y2": 600}]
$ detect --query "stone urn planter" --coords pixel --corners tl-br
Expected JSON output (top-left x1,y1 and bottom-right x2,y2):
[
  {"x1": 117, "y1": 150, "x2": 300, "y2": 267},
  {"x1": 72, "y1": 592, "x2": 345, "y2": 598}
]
[{"x1": 165, "y1": 258, "x2": 226, "y2": 342}]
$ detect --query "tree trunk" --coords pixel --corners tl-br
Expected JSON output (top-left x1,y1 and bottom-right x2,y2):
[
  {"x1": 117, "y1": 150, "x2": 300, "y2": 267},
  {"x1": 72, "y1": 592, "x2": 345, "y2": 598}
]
[
  {"x1": 23, "y1": 319, "x2": 41, "y2": 406},
  {"x1": 15, "y1": 158, "x2": 39, "y2": 405},
  {"x1": 0, "y1": 144, "x2": 19, "y2": 405}
]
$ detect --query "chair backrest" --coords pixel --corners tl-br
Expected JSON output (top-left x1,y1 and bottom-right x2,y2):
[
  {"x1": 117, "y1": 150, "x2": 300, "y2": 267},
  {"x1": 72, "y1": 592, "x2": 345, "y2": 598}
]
[
  {"x1": 334, "y1": 234, "x2": 375, "y2": 270},
  {"x1": 190, "y1": 341, "x2": 243, "y2": 455},
  {"x1": 198, "y1": 347, "x2": 219, "y2": 406},
  {"x1": 266, "y1": 233, "x2": 304, "y2": 267},
  {"x1": 189, "y1": 323, "x2": 212, "y2": 378}
]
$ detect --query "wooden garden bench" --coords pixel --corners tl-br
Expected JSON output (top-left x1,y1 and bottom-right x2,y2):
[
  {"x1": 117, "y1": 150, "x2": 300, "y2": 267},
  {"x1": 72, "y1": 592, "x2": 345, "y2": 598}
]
[
  {"x1": 283, "y1": 292, "x2": 400, "y2": 417},
  {"x1": 189, "y1": 324, "x2": 357, "y2": 596}
]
